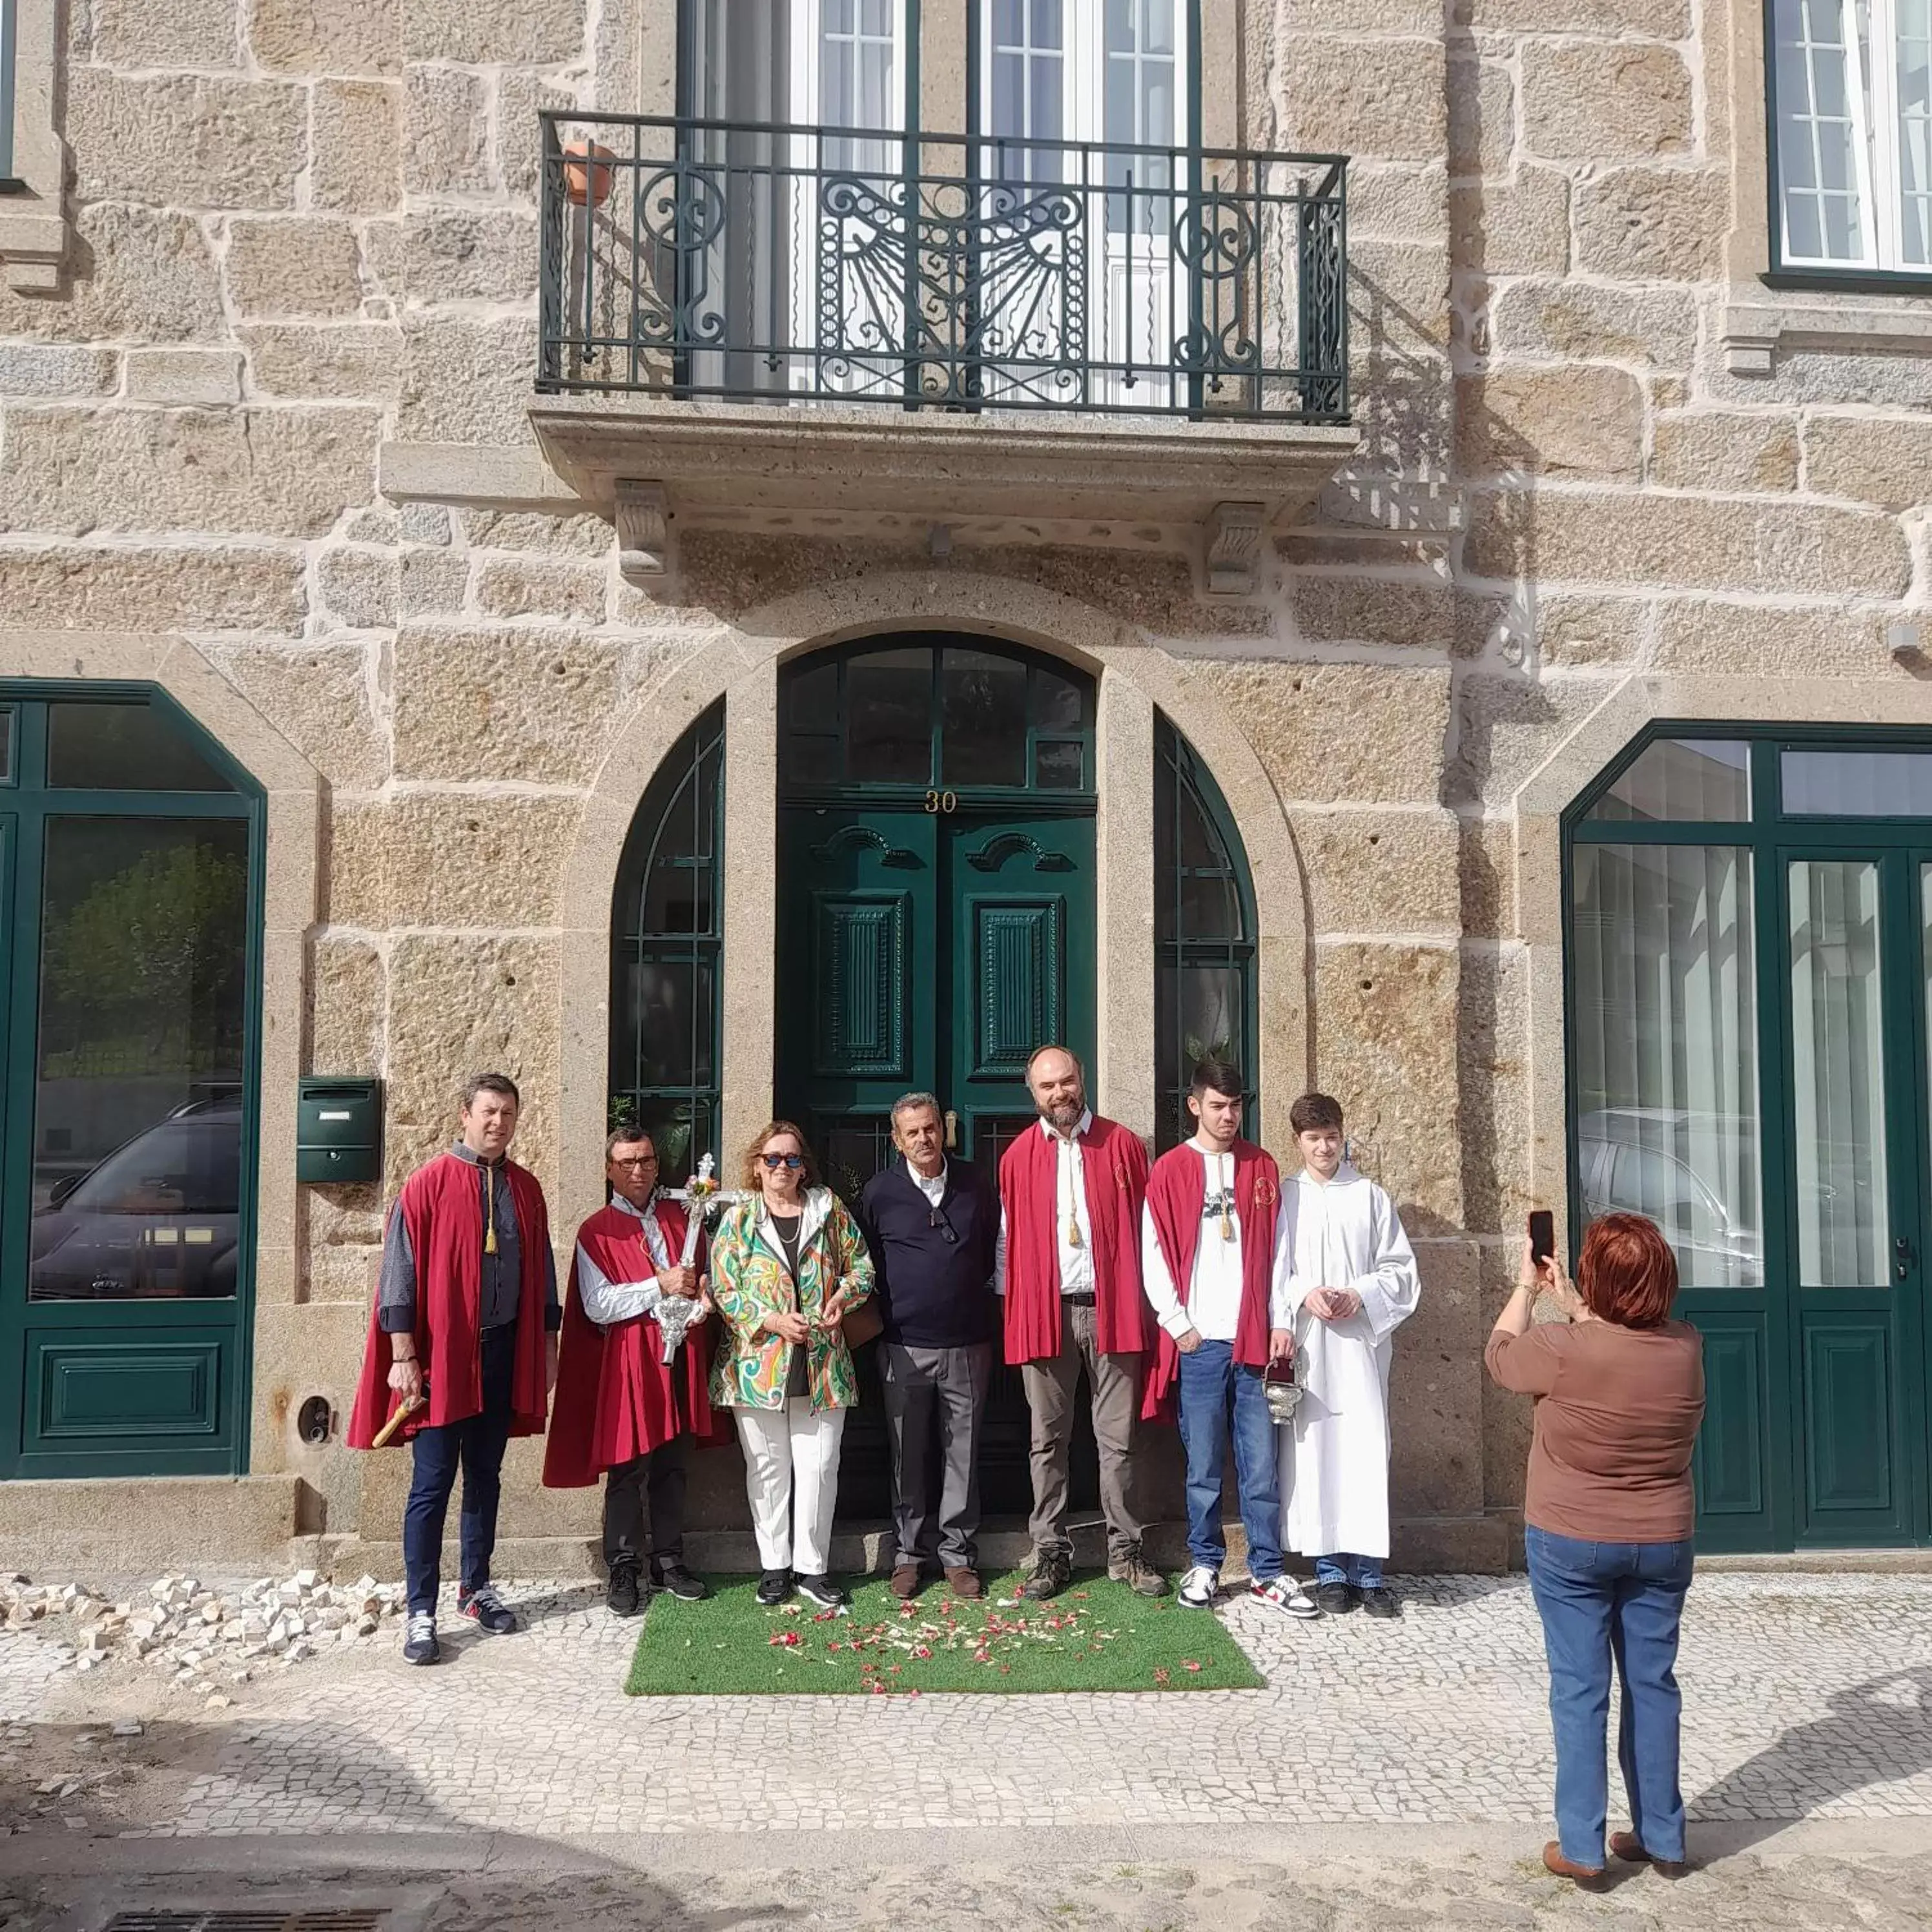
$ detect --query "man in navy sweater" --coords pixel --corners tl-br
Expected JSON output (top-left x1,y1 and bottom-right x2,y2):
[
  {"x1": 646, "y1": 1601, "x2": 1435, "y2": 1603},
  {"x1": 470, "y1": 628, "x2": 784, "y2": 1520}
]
[{"x1": 858, "y1": 1092, "x2": 1002, "y2": 1599}]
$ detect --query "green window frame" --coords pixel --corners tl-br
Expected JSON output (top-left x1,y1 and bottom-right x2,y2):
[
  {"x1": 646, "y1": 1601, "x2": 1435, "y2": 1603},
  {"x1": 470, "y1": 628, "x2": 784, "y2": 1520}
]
[
  {"x1": 609, "y1": 701, "x2": 726, "y2": 1178},
  {"x1": 1154, "y1": 710, "x2": 1257, "y2": 1152},
  {"x1": 0, "y1": 682, "x2": 266, "y2": 1480},
  {"x1": 0, "y1": 0, "x2": 18, "y2": 185}
]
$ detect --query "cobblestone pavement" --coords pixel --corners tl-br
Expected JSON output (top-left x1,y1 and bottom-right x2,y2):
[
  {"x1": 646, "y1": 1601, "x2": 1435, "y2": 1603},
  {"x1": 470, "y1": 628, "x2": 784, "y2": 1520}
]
[{"x1": 4, "y1": 1570, "x2": 1904, "y2": 1840}]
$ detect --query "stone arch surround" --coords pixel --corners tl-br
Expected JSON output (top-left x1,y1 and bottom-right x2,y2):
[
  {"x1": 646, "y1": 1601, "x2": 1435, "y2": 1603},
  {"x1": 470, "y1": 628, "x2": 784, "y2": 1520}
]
[{"x1": 553, "y1": 568, "x2": 1312, "y2": 1223}]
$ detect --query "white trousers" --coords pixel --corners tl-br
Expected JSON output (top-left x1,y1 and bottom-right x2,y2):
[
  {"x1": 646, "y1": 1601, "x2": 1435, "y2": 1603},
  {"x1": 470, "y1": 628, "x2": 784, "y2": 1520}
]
[{"x1": 734, "y1": 1398, "x2": 847, "y2": 1576}]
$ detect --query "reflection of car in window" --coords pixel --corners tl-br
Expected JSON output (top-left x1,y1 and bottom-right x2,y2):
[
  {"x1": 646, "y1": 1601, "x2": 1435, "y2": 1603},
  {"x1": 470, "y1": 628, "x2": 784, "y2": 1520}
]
[
  {"x1": 29, "y1": 1097, "x2": 242, "y2": 1301},
  {"x1": 1577, "y1": 1107, "x2": 1762, "y2": 1290}
]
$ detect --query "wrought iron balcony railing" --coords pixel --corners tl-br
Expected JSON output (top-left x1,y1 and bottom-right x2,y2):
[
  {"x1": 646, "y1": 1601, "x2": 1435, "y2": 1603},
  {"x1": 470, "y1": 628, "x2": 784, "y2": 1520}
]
[{"x1": 537, "y1": 112, "x2": 1349, "y2": 424}]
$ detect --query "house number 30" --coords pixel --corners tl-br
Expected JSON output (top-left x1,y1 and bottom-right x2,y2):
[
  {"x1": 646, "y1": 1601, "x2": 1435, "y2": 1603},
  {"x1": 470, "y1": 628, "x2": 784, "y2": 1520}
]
[{"x1": 923, "y1": 790, "x2": 959, "y2": 814}]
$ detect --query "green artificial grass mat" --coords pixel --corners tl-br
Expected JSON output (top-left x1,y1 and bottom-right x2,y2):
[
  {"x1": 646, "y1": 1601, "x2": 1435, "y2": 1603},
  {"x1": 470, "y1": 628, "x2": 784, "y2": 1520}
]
[{"x1": 624, "y1": 1570, "x2": 1266, "y2": 1696}]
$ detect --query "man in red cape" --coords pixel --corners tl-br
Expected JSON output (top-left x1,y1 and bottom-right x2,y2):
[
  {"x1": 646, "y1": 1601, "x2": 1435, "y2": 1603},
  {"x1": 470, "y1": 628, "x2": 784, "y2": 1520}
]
[
  {"x1": 997, "y1": 1043, "x2": 1165, "y2": 1603},
  {"x1": 544, "y1": 1126, "x2": 729, "y2": 1615},
  {"x1": 347, "y1": 1072, "x2": 559, "y2": 1667},
  {"x1": 1142, "y1": 1057, "x2": 1313, "y2": 1619}
]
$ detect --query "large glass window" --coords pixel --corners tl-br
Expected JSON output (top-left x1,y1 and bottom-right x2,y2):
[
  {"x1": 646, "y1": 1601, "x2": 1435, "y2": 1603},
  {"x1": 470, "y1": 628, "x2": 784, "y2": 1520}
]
[
  {"x1": 1771, "y1": 0, "x2": 1932, "y2": 274},
  {"x1": 609, "y1": 703, "x2": 725, "y2": 1179},
  {"x1": 1155, "y1": 713, "x2": 1256, "y2": 1152},
  {"x1": 1571, "y1": 842, "x2": 1763, "y2": 1288}
]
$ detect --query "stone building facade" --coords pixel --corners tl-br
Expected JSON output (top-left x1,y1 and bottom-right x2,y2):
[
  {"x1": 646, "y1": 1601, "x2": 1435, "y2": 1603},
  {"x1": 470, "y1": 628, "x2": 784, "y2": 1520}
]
[{"x1": 3, "y1": 0, "x2": 1931, "y2": 1572}]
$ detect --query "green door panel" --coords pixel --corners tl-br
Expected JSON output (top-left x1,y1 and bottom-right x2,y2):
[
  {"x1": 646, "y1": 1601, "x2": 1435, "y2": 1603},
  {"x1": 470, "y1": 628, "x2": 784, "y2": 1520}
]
[
  {"x1": 813, "y1": 893, "x2": 915, "y2": 1080},
  {"x1": 29, "y1": 1332, "x2": 225, "y2": 1437},
  {"x1": 1687, "y1": 1309, "x2": 1772, "y2": 1548},
  {"x1": 1802, "y1": 1316, "x2": 1898, "y2": 1522},
  {"x1": 965, "y1": 897, "x2": 1064, "y2": 1079}
]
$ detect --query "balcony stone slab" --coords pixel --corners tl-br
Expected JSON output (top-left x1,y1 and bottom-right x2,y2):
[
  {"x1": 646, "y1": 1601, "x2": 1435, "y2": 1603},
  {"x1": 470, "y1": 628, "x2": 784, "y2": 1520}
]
[{"x1": 522, "y1": 395, "x2": 1359, "y2": 586}]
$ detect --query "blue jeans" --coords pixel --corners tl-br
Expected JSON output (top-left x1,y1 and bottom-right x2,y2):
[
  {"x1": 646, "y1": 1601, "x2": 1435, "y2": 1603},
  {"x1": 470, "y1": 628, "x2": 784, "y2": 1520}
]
[
  {"x1": 1525, "y1": 1525, "x2": 1694, "y2": 1869},
  {"x1": 1314, "y1": 1553, "x2": 1385, "y2": 1589},
  {"x1": 1176, "y1": 1340, "x2": 1282, "y2": 1581},
  {"x1": 403, "y1": 1324, "x2": 517, "y2": 1615}
]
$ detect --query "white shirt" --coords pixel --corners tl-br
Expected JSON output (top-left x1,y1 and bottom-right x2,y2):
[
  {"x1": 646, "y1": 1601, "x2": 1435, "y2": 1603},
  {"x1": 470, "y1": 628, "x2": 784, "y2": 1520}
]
[
  {"x1": 909, "y1": 1160, "x2": 948, "y2": 1209},
  {"x1": 575, "y1": 1191, "x2": 675, "y2": 1328},
  {"x1": 993, "y1": 1109, "x2": 1097, "y2": 1297},
  {"x1": 1140, "y1": 1142, "x2": 1296, "y2": 1342}
]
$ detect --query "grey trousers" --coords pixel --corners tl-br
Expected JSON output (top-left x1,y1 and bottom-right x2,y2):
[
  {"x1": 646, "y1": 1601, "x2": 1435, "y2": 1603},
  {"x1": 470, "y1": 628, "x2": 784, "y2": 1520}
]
[
  {"x1": 602, "y1": 1437, "x2": 687, "y2": 1572},
  {"x1": 879, "y1": 1341, "x2": 994, "y2": 1571},
  {"x1": 1020, "y1": 1300, "x2": 1146, "y2": 1565}
]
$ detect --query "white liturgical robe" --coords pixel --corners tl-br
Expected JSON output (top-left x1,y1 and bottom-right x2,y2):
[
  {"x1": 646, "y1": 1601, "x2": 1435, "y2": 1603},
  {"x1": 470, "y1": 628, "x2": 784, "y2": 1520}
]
[{"x1": 1273, "y1": 1163, "x2": 1420, "y2": 1559}]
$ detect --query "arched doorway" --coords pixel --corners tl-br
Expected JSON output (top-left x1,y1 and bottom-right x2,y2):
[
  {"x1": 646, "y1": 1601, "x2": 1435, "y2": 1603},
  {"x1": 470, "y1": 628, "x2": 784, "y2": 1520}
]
[
  {"x1": 0, "y1": 686, "x2": 263, "y2": 1479},
  {"x1": 776, "y1": 636, "x2": 1100, "y2": 1516}
]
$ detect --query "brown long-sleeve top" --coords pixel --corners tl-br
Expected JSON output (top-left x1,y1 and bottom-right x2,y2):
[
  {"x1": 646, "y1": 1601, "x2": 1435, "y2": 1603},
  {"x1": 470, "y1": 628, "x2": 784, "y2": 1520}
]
[{"x1": 1485, "y1": 1317, "x2": 1706, "y2": 1543}]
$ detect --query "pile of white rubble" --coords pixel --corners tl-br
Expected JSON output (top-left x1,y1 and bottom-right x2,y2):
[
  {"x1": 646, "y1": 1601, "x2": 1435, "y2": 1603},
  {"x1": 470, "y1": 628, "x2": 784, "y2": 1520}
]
[{"x1": 1, "y1": 1571, "x2": 405, "y2": 1704}]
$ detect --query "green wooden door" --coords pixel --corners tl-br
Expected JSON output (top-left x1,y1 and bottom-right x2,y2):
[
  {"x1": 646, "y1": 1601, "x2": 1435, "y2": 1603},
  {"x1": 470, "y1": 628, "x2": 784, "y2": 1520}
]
[
  {"x1": 1776, "y1": 850, "x2": 1926, "y2": 1543},
  {"x1": 776, "y1": 638, "x2": 1099, "y2": 1518},
  {"x1": 0, "y1": 692, "x2": 262, "y2": 1481}
]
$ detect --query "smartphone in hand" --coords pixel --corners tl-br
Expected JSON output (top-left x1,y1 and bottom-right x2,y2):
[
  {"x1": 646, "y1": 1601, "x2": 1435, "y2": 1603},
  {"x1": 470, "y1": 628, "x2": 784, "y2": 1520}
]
[{"x1": 1528, "y1": 1208, "x2": 1555, "y2": 1268}]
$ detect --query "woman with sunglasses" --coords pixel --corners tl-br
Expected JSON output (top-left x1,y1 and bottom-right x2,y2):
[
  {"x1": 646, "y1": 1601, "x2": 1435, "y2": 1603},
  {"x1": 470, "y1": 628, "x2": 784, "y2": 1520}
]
[{"x1": 708, "y1": 1120, "x2": 876, "y2": 1607}]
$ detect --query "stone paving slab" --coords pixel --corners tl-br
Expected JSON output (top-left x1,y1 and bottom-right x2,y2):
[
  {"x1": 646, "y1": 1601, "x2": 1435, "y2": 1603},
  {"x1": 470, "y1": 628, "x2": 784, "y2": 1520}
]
[{"x1": 71, "y1": 1571, "x2": 1932, "y2": 1840}]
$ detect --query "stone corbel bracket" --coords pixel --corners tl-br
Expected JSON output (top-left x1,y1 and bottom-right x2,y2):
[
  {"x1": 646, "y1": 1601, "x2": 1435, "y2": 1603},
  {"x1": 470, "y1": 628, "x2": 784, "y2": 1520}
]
[
  {"x1": 1203, "y1": 501, "x2": 1266, "y2": 597},
  {"x1": 615, "y1": 480, "x2": 669, "y2": 584}
]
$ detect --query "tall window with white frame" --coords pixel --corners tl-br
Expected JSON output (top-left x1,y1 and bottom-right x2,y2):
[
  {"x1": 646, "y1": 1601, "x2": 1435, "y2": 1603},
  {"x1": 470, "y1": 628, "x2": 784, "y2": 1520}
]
[{"x1": 1771, "y1": 0, "x2": 1932, "y2": 273}]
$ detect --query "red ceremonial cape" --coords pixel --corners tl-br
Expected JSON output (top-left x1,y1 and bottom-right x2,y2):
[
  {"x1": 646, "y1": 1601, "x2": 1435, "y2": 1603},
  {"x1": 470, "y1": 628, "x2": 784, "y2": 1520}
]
[
  {"x1": 347, "y1": 1152, "x2": 553, "y2": 1448},
  {"x1": 1142, "y1": 1137, "x2": 1281, "y2": 1421},
  {"x1": 543, "y1": 1198, "x2": 730, "y2": 1488},
  {"x1": 998, "y1": 1114, "x2": 1151, "y2": 1368}
]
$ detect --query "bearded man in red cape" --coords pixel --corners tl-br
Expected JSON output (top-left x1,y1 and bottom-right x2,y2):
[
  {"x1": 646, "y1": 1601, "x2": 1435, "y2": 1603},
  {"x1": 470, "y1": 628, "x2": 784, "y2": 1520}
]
[
  {"x1": 996, "y1": 1043, "x2": 1166, "y2": 1603},
  {"x1": 1142, "y1": 1057, "x2": 1313, "y2": 1620},
  {"x1": 544, "y1": 1126, "x2": 729, "y2": 1614},
  {"x1": 347, "y1": 1071, "x2": 560, "y2": 1667}
]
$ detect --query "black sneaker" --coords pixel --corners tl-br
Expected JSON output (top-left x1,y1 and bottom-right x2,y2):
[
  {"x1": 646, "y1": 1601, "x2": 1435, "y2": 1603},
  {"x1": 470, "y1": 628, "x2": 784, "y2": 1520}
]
[
  {"x1": 458, "y1": 1584, "x2": 519, "y2": 1634},
  {"x1": 606, "y1": 1559, "x2": 642, "y2": 1618},
  {"x1": 755, "y1": 1568, "x2": 792, "y2": 1606},
  {"x1": 1360, "y1": 1585, "x2": 1400, "y2": 1619},
  {"x1": 795, "y1": 1573, "x2": 848, "y2": 1610},
  {"x1": 1315, "y1": 1581, "x2": 1356, "y2": 1616},
  {"x1": 1019, "y1": 1549, "x2": 1072, "y2": 1601},
  {"x1": 402, "y1": 1611, "x2": 439, "y2": 1665},
  {"x1": 655, "y1": 1563, "x2": 709, "y2": 1603}
]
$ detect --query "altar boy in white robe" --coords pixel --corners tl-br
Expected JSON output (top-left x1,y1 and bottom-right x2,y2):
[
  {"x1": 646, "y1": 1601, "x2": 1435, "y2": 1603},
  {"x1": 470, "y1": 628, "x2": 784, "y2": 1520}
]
[{"x1": 1274, "y1": 1091, "x2": 1420, "y2": 1618}]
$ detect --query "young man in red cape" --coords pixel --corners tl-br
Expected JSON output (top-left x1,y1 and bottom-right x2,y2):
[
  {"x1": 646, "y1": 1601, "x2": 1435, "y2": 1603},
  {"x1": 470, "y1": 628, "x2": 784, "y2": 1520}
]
[
  {"x1": 347, "y1": 1072, "x2": 559, "y2": 1666},
  {"x1": 996, "y1": 1043, "x2": 1166, "y2": 1603},
  {"x1": 543, "y1": 1125, "x2": 729, "y2": 1615},
  {"x1": 1142, "y1": 1057, "x2": 1315, "y2": 1619}
]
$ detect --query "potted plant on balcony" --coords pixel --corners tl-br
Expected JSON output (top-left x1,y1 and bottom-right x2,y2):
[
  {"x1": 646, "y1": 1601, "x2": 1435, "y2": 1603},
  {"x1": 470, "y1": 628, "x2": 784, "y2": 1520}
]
[{"x1": 562, "y1": 139, "x2": 616, "y2": 208}]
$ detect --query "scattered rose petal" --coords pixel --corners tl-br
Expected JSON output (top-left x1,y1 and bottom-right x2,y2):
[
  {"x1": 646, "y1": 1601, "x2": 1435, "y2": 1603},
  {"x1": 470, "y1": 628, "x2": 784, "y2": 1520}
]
[{"x1": 1182, "y1": 1660, "x2": 1202, "y2": 1673}]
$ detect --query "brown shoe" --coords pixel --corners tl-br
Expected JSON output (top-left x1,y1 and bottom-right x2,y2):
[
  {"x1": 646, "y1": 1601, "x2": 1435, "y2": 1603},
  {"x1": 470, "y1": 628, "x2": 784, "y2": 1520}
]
[
  {"x1": 1610, "y1": 1831, "x2": 1689, "y2": 1878},
  {"x1": 889, "y1": 1565, "x2": 922, "y2": 1599},
  {"x1": 1542, "y1": 1843, "x2": 1607, "y2": 1889},
  {"x1": 944, "y1": 1567, "x2": 983, "y2": 1599},
  {"x1": 1109, "y1": 1547, "x2": 1169, "y2": 1598}
]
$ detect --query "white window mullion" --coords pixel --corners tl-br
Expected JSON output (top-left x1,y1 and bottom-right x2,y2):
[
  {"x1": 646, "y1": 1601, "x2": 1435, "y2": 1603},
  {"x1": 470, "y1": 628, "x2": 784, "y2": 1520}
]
[{"x1": 1866, "y1": 0, "x2": 1905, "y2": 267}]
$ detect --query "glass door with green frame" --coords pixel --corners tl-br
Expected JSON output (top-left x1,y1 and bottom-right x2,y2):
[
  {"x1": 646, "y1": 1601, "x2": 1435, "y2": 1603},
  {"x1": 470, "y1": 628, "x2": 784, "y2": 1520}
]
[
  {"x1": 0, "y1": 692, "x2": 262, "y2": 1481},
  {"x1": 1778, "y1": 847, "x2": 1926, "y2": 1544}
]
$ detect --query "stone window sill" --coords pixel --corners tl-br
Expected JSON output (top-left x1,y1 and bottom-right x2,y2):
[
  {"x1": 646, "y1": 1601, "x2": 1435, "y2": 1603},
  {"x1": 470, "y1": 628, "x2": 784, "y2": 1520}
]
[{"x1": 1721, "y1": 296, "x2": 1932, "y2": 375}]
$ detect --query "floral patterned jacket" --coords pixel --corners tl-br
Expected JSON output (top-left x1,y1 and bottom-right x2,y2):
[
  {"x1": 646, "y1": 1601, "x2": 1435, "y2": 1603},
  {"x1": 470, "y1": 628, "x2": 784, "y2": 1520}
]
[{"x1": 707, "y1": 1188, "x2": 876, "y2": 1412}]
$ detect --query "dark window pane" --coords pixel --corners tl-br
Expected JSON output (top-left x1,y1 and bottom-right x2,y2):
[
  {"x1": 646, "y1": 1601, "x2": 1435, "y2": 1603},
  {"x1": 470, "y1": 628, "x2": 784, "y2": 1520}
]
[
  {"x1": 0, "y1": 706, "x2": 15, "y2": 783},
  {"x1": 30, "y1": 817, "x2": 250, "y2": 1301},
  {"x1": 817, "y1": 1115, "x2": 894, "y2": 1207},
  {"x1": 847, "y1": 649, "x2": 933, "y2": 785},
  {"x1": 1782, "y1": 748, "x2": 1932, "y2": 816},
  {"x1": 1030, "y1": 666, "x2": 1084, "y2": 730},
  {"x1": 620, "y1": 955, "x2": 717, "y2": 1091},
  {"x1": 1180, "y1": 869, "x2": 1240, "y2": 938},
  {"x1": 1161, "y1": 962, "x2": 1245, "y2": 1070},
  {"x1": 621, "y1": 1097, "x2": 714, "y2": 1189},
  {"x1": 786, "y1": 662, "x2": 841, "y2": 735},
  {"x1": 941, "y1": 648, "x2": 1027, "y2": 786},
  {"x1": 1586, "y1": 737, "x2": 1749, "y2": 823},
  {"x1": 1034, "y1": 740, "x2": 1084, "y2": 788},
  {"x1": 46, "y1": 703, "x2": 234, "y2": 793}
]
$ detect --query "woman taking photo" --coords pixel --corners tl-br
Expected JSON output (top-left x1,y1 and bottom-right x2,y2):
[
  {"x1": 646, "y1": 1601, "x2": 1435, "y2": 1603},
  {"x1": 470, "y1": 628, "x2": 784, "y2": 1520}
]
[
  {"x1": 1486, "y1": 1212, "x2": 1706, "y2": 1888},
  {"x1": 708, "y1": 1120, "x2": 876, "y2": 1610}
]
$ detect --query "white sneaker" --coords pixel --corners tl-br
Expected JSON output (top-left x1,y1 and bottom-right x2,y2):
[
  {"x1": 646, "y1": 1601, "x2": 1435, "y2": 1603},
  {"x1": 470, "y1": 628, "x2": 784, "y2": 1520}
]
[
  {"x1": 1251, "y1": 1577, "x2": 1321, "y2": 1619},
  {"x1": 1177, "y1": 1564, "x2": 1219, "y2": 1608}
]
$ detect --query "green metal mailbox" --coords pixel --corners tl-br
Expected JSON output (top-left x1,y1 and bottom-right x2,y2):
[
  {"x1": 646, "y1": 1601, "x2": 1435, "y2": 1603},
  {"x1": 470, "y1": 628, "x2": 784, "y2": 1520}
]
[{"x1": 296, "y1": 1076, "x2": 383, "y2": 1184}]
